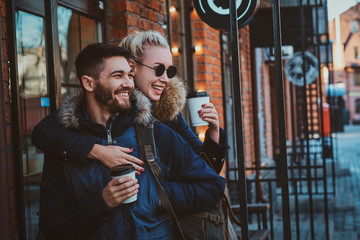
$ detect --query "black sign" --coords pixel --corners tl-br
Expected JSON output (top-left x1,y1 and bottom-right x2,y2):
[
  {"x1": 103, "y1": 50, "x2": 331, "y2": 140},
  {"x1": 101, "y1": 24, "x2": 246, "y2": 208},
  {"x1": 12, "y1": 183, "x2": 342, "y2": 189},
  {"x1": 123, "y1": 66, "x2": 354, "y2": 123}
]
[{"x1": 193, "y1": 0, "x2": 260, "y2": 31}]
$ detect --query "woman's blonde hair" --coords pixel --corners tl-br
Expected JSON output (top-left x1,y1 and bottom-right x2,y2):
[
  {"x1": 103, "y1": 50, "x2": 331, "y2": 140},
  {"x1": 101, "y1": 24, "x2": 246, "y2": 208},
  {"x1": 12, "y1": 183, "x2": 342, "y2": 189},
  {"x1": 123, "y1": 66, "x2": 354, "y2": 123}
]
[{"x1": 119, "y1": 30, "x2": 170, "y2": 62}]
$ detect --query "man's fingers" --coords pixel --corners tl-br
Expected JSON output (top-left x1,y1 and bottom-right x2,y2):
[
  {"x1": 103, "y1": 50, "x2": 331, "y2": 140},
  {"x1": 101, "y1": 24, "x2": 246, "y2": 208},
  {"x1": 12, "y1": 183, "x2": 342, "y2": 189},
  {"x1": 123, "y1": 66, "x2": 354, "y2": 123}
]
[{"x1": 113, "y1": 184, "x2": 139, "y2": 199}]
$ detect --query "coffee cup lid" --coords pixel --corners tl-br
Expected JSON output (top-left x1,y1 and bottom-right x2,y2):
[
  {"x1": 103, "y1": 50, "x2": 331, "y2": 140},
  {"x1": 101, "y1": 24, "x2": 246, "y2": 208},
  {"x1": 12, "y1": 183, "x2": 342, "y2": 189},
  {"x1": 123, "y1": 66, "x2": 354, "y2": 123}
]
[
  {"x1": 187, "y1": 91, "x2": 209, "y2": 98},
  {"x1": 110, "y1": 164, "x2": 134, "y2": 176}
]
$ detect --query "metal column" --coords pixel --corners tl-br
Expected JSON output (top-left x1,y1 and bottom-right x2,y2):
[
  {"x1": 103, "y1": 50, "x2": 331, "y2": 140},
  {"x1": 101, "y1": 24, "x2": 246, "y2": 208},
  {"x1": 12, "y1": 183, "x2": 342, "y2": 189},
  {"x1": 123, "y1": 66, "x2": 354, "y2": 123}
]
[
  {"x1": 229, "y1": 0, "x2": 249, "y2": 238},
  {"x1": 271, "y1": 0, "x2": 292, "y2": 239}
]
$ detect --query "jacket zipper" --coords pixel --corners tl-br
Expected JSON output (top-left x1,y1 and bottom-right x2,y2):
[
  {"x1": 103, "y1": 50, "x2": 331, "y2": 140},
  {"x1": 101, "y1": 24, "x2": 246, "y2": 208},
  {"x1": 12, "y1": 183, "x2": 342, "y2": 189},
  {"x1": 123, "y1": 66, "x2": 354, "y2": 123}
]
[
  {"x1": 106, "y1": 118, "x2": 113, "y2": 144},
  {"x1": 107, "y1": 129, "x2": 112, "y2": 144}
]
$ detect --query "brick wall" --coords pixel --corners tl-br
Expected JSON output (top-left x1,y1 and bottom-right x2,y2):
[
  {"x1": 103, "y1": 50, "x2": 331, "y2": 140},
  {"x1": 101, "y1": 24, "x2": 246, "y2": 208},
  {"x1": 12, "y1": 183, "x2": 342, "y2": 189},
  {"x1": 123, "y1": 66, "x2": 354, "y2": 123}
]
[
  {"x1": 106, "y1": 0, "x2": 166, "y2": 44},
  {"x1": 1, "y1": 0, "x2": 17, "y2": 238},
  {"x1": 239, "y1": 26, "x2": 256, "y2": 171},
  {"x1": 191, "y1": 9, "x2": 255, "y2": 172},
  {"x1": 260, "y1": 50, "x2": 274, "y2": 160},
  {"x1": 191, "y1": 10, "x2": 225, "y2": 129}
]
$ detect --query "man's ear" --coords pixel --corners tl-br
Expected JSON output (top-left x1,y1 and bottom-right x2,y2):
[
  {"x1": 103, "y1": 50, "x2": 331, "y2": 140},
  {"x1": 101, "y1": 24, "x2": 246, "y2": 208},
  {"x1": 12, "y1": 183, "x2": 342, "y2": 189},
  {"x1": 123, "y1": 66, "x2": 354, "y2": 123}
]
[
  {"x1": 128, "y1": 59, "x2": 137, "y2": 73},
  {"x1": 81, "y1": 75, "x2": 96, "y2": 92}
]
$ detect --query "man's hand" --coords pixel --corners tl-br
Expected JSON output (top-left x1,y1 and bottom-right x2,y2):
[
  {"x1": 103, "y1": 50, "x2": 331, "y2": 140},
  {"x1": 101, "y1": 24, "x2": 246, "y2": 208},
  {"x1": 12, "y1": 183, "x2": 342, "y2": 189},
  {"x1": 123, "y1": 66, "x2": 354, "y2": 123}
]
[
  {"x1": 103, "y1": 176, "x2": 139, "y2": 208},
  {"x1": 88, "y1": 144, "x2": 145, "y2": 174}
]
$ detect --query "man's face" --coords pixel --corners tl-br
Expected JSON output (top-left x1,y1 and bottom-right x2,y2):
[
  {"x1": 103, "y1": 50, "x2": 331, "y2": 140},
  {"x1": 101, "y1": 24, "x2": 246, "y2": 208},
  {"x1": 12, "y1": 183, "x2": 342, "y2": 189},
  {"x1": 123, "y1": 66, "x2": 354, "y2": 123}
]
[{"x1": 93, "y1": 56, "x2": 135, "y2": 115}]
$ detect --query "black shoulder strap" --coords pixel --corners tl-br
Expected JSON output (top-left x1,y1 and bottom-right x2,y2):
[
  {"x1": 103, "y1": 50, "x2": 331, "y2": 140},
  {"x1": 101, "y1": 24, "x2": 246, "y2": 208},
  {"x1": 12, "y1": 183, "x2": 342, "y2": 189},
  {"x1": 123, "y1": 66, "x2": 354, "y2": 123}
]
[{"x1": 135, "y1": 122, "x2": 185, "y2": 240}]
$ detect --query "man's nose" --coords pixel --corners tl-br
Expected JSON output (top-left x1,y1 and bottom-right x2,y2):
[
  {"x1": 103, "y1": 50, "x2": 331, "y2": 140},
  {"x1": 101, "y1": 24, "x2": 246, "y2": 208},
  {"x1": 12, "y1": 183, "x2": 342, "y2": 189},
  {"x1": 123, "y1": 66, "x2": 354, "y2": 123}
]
[{"x1": 123, "y1": 76, "x2": 135, "y2": 89}]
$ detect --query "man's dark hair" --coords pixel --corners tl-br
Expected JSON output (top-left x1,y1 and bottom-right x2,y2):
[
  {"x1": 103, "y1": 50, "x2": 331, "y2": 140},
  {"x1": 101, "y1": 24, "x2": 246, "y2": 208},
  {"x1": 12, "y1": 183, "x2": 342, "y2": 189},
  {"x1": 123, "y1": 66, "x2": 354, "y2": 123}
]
[{"x1": 75, "y1": 43, "x2": 130, "y2": 85}]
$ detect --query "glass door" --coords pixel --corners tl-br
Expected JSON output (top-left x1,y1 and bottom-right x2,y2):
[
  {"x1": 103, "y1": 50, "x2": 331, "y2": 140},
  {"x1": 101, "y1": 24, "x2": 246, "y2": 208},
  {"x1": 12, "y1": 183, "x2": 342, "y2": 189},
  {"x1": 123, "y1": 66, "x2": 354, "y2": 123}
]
[
  {"x1": 57, "y1": 5, "x2": 103, "y2": 97},
  {"x1": 16, "y1": 10, "x2": 49, "y2": 239}
]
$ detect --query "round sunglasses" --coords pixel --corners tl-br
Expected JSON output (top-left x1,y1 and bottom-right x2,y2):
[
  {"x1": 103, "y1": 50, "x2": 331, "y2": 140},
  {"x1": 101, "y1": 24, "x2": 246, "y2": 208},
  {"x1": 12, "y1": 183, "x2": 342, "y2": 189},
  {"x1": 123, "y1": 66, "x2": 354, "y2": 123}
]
[{"x1": 133, "y1": 59, "x2": 177, "y2": 79}]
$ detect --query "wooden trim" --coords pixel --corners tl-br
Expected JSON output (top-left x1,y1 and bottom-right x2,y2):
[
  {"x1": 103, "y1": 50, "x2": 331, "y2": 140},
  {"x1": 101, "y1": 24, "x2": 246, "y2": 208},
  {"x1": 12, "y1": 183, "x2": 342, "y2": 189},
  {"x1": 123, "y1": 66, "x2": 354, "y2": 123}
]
[
  {"x1": 15, "y1": 0, "x2": 44, "y2": 16},
  {"x1": 58, "y1": 0, "x2": 104, "y2": 20},
  {"x1": 0, "y1": 7, "x2": 12, "y2": 240}
]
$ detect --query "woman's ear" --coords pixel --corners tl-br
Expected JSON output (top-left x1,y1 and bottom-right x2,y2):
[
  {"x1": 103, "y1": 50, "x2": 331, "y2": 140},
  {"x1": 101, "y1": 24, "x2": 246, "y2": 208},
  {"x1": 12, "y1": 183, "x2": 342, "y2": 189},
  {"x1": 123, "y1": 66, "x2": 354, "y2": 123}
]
[
  {"x1": 81, "y1": 75, "x2": 96, "y2": 92},
  {"x1": 128, "y1": 59, "x2": 137, "y2": 73}
]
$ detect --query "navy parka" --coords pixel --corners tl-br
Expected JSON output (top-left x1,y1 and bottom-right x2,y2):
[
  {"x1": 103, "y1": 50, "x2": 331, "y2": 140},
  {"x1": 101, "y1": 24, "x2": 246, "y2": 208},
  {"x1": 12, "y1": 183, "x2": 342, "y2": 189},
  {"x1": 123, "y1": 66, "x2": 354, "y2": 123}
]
[{"x1": 38, "y1": 95, "x2": 226, "y2": 240}]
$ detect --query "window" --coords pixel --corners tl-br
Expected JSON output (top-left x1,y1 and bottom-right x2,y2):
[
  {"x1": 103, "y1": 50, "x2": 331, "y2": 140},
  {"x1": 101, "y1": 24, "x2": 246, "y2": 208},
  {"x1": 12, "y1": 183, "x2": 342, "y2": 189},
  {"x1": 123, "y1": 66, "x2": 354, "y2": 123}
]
[
  {"x1": 355, "y1": 46, "x2": 360, "y2": 60},
  {"x1": 58, "y1": 5, "x2": 103, "y2": 97},
  {"x1": 351, "y1": 20, "x2": 359, "y2": 33},
  {"x1": 355, "y1": 99, "x2": 360, "y2": 113},
  {"x1": 354, "y1": 71, "x2": 360, "y2": 86},
  {"x1": 16, "y1": 10, "x2": 48, "y2": 239}
]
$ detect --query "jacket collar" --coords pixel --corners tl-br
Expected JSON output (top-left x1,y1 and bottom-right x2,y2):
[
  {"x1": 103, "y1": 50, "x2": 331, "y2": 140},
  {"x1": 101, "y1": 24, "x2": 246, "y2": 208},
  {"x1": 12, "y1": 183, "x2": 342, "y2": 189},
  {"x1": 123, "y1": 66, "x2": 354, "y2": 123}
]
[
  {"x1": 58, "y1": 78, "x2": 187, "y2": 129},
  {"x1": 151, "y1": 78, "x2": 187, "y2": 123},
  {"x1": 58, "y1": 89, "x2": 152, "y2": 129}
]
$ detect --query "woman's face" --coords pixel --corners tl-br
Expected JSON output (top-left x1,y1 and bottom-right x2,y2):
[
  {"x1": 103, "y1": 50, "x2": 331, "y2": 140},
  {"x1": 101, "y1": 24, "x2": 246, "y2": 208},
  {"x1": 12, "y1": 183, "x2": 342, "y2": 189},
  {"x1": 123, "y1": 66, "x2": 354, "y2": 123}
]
[{"x1": 134, "y1": 45, "x2": 173, "y2": 101}]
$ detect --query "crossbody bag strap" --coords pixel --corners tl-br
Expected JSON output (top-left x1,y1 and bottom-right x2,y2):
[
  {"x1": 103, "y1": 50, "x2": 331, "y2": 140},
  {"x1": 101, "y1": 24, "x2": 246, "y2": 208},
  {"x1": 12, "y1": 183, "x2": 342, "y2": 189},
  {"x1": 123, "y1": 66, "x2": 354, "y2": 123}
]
[
  {"x1": 199, "y1": 152, "x2": 242, "y2": 227},
  {"x1": 135, "y1": 123, "x2": 185, "y2": 240}
]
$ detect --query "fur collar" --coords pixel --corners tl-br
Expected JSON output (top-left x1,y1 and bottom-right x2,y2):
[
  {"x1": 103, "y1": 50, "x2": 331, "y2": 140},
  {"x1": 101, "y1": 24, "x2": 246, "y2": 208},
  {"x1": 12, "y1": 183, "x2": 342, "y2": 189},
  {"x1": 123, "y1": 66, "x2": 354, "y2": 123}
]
[
  {"x1": 58, "y1": 78, "x2": 187, "y2": 129},
  {"x1": 58, "y1": 89, "x2": 152, "y2": 129},
  {"x1": 152, "y1": 78, "x2": 187, "y2": 123}
]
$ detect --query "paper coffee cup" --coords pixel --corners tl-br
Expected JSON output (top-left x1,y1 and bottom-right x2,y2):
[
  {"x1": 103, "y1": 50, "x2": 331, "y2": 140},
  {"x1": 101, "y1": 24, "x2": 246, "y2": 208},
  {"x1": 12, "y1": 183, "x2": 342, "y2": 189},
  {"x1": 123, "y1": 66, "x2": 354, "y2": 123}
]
[
  {"x1": 187, "y1": 91, "x2": 210, "y2": 127},
  {"x1": 110, "y1": 164, "x2": 137, "y2": 204}
]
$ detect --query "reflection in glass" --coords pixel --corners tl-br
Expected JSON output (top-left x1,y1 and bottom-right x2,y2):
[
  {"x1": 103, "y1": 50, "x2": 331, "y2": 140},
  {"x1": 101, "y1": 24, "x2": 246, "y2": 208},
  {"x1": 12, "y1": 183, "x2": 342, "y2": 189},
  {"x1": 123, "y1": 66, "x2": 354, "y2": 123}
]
[
  {"x1": 57, "y1": 6, "x2": 102, "y2": 97},
  {"x1": 16, "y1": 10, "x2": 49, "y2": 240}
]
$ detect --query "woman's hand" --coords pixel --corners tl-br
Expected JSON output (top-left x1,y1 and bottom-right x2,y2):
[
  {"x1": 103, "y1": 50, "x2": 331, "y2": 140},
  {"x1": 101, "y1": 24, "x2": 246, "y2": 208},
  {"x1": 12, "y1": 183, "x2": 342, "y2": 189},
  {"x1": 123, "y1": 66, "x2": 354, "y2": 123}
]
[
  {"x1": 88, "y1": 144, "x2": 145, "y2": 174},
  {"x1": 198, "y1": 103, "x2": 220, "y2": 144}
]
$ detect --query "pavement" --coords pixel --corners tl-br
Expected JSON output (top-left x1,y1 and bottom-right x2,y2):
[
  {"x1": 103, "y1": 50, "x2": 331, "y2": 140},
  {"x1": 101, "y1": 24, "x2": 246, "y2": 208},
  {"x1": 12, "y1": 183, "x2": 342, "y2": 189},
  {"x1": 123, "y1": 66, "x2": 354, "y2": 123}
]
[
  {"x1": 269, "y1": 125, "x2": 360, "y2": 240},
  {"x1": 332, "y1": 125, "x2": 360, "y2": 240}
]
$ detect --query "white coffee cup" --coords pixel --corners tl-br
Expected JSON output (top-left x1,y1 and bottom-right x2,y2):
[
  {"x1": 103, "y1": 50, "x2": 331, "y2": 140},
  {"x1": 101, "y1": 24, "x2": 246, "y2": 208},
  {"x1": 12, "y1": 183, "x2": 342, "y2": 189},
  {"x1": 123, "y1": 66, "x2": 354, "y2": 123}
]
[
  {"x1": 187, "y1": 91, "x2": 210, "y2": 127},
  {"x1": 110, "y1": 164, "x2": 137, "y2": 204}
]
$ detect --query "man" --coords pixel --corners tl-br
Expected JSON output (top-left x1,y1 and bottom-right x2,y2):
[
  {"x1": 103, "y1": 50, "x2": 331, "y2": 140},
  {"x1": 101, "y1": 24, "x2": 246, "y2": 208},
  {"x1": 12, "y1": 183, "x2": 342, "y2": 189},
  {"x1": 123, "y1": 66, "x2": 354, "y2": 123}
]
[{"x1": 38, "y1": 43, "x2": 226, "y2": 239}]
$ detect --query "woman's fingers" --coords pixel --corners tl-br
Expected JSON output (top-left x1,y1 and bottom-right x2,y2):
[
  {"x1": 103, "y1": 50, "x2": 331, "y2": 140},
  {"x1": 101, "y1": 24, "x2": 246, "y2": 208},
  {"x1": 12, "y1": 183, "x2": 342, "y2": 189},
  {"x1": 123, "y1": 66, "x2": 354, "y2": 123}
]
[{"x1": 198, "y1": 103, "x2": 219, "y2": 128}]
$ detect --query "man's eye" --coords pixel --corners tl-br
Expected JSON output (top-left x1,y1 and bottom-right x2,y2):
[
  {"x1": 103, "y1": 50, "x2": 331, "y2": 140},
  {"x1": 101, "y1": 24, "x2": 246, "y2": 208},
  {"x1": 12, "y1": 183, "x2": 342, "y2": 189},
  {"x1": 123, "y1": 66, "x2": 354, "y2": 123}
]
[
  {"x1": 113, "y1": 74, "x2": 123, "y2": 78},
  {"x1": 128, "y1": 74, "x2": 135, "y2": 79}
]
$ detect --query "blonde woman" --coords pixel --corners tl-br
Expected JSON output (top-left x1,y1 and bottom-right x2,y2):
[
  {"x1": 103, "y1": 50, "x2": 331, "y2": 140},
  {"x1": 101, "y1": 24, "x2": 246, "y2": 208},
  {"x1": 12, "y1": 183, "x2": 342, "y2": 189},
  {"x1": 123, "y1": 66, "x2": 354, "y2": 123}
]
[{"x1": 32, "y1": 30, "x2": 227, "y2": 174}]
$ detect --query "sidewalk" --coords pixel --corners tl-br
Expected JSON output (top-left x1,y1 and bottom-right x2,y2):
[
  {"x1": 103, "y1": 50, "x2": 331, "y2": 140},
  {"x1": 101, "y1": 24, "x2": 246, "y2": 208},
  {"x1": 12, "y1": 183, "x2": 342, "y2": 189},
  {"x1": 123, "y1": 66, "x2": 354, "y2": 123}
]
[
  {"x1": 270, "y1": 125, "x2": 360, "y2": 240},
  {"x1": 332, "y1": 125, "x2": 360, "y2": 239}
]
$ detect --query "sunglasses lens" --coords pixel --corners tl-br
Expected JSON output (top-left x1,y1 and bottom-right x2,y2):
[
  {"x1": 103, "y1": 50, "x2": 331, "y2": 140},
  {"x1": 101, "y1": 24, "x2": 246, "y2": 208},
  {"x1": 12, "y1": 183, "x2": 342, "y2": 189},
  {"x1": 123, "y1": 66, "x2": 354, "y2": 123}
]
[
  {"x1": 167, "y1": 66, "x2": 177, "y2": 78},
  {"x1": 155, "y1": 64, "x2": 166, "y2": 77}
]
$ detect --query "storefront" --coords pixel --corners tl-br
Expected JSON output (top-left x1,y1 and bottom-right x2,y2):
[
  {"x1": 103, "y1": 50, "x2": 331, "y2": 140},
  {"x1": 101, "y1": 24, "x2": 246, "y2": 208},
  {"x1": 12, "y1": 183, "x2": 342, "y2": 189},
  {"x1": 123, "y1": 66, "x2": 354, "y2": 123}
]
[{"x1": 2, "y1": 1, "x2": 241, "y2": 239}]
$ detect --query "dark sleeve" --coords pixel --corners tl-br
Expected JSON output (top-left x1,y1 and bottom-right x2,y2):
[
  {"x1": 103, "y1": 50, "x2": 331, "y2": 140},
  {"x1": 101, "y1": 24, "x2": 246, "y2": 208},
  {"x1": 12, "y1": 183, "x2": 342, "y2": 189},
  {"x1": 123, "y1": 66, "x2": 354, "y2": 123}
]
[
  {"x1": 39, "y1": 154, "x2": 114, "y2": 240},
  {"x1": 154, "y1": 122, "x2": 226, "y2": 213},
  {"x1": 202, "y1": 128, "x2": 227, "y2": 173},
  {"x1": 31, "y1": 111, "x2": 96, "y2": 164},
  {"x1": 166, "y1": 113, "x2": 227, "y2": 173}
]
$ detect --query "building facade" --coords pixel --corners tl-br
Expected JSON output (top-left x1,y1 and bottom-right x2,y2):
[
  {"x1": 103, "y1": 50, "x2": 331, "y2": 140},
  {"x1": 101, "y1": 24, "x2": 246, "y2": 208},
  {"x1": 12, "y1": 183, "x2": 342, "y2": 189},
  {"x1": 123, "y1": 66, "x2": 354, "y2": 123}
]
[
  {"x1": 329, "y1": 3, "x2": 360, "y2": 124},
  {"x1": 1, "y1": 0, "x2": 333, "y2": 239},
  {"x1": 1, "y1": 0, "x2": 262, "y2": 239}
]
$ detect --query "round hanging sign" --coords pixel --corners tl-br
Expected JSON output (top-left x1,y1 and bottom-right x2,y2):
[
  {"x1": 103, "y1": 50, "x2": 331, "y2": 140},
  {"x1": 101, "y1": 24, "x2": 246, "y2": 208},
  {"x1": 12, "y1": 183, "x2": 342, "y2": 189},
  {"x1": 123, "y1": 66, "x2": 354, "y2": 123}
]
[
  {"x1": 193, "y1": 0, "x2": 260, "y2": 31},
  {"x1": 284, "y1": 51, "x2": 319, "y2": 86}
]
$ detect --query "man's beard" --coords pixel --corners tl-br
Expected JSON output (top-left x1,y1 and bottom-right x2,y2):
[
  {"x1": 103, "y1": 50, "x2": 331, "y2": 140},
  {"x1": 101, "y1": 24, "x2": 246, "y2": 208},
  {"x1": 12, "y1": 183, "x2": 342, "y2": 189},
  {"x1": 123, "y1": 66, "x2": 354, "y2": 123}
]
[{"x1": 93, "y1": 82, "x2": 132, "y2": 115}]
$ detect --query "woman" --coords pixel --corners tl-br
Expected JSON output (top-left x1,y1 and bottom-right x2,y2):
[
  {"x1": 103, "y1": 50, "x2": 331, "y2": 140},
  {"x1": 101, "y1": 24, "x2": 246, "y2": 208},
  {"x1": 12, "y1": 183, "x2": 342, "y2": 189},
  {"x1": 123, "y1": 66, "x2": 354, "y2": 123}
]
[{"x1": 32, "y1": 30, "x2": 227, "y2": 174}]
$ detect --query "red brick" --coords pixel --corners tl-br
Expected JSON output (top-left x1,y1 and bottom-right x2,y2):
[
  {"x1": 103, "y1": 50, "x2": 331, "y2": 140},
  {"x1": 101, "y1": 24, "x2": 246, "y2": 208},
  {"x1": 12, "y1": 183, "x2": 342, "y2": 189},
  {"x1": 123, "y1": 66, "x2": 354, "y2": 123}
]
[
  {"x1": 111, "y1": 1, "x2": 126, "y2": 12},
  {"x1": 109, "y1": 27, "x2": 128, "y2": 42},
  {"x1": 0, "y1": 2, "x2": 5, "y2": 18},
  {"x1": 7, "y1": 151, "x2": 13, "y2": 168},
  {"x1": 108, "y1": 14, "x2": 126, "y2": 26},
  {"x1": 6, "y1": 125, "x2": 11, "y2": 145},
  {"x1": 8, "y1": 168, "x2": 14, "y2": 188},
  {"x1": 148, "y1": 11, "x2": 158, "y2": 22},
  {"x1": 10, "y1": 210, "x2": 17, "y2": 231},
  {"x1": 2, "y1": 63, "x2": 8, "y2": 81}
]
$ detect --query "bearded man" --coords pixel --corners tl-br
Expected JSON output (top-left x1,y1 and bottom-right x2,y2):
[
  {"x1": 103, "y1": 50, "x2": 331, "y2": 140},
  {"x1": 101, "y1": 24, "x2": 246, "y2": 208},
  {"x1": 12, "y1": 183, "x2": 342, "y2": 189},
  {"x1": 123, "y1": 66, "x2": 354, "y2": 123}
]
[{"x1": 37, "y1": 43, "x2": 225, "y2": 240}]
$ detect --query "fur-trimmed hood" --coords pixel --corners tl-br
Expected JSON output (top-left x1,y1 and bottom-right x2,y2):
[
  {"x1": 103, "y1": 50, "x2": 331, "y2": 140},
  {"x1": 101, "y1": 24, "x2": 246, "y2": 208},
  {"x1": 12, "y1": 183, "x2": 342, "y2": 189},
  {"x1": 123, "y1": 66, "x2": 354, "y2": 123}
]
[
  {"x1": 58, "y1": 78, "x2": 187, "y2": 128},
  {"x1": 152, "y1": 78, "x2": 187, "y2": 123},
  {"x1": 58, "y1": 89, "x2": 152, "y2": 129}
]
